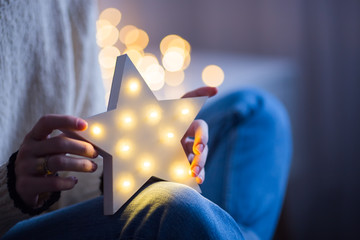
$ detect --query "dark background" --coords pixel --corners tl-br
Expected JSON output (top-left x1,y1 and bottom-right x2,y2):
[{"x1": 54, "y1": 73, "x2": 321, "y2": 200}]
[{"x1": 99, "y1": 1, "x2": 360, "y2": 239}]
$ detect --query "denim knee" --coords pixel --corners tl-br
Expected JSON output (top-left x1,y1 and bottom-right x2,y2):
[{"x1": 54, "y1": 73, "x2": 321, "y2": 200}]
[{"x1": 119, "y1": 181, "x2": 244, "y2": 239}]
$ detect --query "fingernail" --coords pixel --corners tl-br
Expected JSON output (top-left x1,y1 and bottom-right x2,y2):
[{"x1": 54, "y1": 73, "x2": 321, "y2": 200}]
[
  {"x1": 195, "y1": 144, "x2": 204, "y2": 154},
  {"x1": 192, "y1": 166, "x2": 200, "y2": 177},
  {"x1": 91, "y1": 162, "x2": 98, "y2": 172},
  {"x1": 77, "y1": 119, "x2": 88, "y2": 130},
  {"x1": 196, "y1": 176, "x2": 203, "y2": 184},
  {"x1": 71, "y1": 176, "x2": 78, "y2": 184}
]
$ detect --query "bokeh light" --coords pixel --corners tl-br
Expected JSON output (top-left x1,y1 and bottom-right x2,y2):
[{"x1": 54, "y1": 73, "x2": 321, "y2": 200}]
[
  {"x1": 97, "y1": 7, "x2": 223, "y2": 96},
  {"x1": 119, "y1": 25, "x2": 139, "y2": 45},
  {"x1": 98, "y1": 46, "x2": 120, "y2": 69},
  {"x1": 202, "y1": 65, "x2": 225, "y2": 87},
  {"x1": 96, "y1": 25, "x2": 119, "y2": 47},
  {"x1": 99, "y1": 8, "x2": 122, "y2": 27},
  {"x1": 162, "y1": 47, "x2": 185, "y2": 72},
  {"x1": 165, "y1": 70, "x2": 185, "y2": 87}
]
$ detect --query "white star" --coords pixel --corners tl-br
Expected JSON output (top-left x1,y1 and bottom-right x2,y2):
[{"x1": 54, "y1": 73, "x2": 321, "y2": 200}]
[{"x1": 66, "y1": 55, "x2": 207, "y2": 214}]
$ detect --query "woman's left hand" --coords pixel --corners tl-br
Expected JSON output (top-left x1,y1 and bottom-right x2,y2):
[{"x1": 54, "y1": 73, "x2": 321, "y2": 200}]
[{"x1": 181, "y1": 87, "x2": 217, "y2": 184}]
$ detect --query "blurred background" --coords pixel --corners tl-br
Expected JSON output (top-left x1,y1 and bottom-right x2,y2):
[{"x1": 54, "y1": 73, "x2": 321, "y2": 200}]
[{"x1": 97, "y1": 0, "x2": 360, "y2": 239}]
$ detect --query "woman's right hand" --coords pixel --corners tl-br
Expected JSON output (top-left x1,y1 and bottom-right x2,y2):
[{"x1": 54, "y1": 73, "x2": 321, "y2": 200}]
[{"x1": 15, "y1": 114, "x2": 98, "y2": 208}]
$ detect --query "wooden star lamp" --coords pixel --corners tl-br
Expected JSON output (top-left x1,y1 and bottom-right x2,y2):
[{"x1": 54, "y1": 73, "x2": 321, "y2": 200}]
[{"x1": 66, "y1": 55, "x2": 207, "y2": 214}]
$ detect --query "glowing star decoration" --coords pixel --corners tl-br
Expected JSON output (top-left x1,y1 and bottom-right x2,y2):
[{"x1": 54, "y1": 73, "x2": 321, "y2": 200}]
[{"x1": 65, "y1": 55, "x2": 207, "y2": 215}]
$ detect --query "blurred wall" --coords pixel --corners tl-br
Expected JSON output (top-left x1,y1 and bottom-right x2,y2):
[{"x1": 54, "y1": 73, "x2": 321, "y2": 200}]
[{"x1": 99, "y1": 1, "x2": 360, "y2": 239}]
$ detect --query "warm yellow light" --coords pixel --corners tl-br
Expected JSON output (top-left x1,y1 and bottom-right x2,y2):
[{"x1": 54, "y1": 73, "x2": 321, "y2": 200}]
[
  {"x1": 144, "y1": 105, "x2": 162, "y2": 125},
  {"x1": 121, "y1": 145, "x2": 130, "y2": 152},
  {"x1": 119, "y1": 25, "x2": 139, "y2": 45},
  {"x1": 122, "y1": 180, "x2": 130, "y2": 187},
  {"x1": 136, "y1": 154, "x2": 155, "y2": 174},
  {"x1": 96, "y1": 25, "x2": 119, "y2": 48},
  {"x1": 115, "y1": 174, "x2": 135, "y2": 193},
  {"x1": 126, "y1": 78, "x2": 141, "y2": 95},
  {"x1": 98, "y1": 46, "x2": 120, "y2": 69},
  {"x1": 142, "y1": 64, "x2": 165, "y2": 91},
  {"x1": 150, "y1": 111, "x2": 158, "y2": 118},
  {"x1": 181, "y1": 108, "x2": 189, "y2": 115},
  {"x1": 162, "y1": 48, "x2": 185, "y2": 72},
  {"x1": 159, "y1": 128, "x2": 176, "y2": 144},
  {"x1": 123, "y1": 49, "x2": 143, "y2": 66},
  {"x1": 202, "y1": 65, "x2": 225, "y2": 87},
  {"x1": 125, "y1": 29, "x2": 149, "y2": 50},
  {"x1": 96, "y1": 19, "x2": 111, "y2": 31},
  {"x1": 170, "y1": 161, "x2": 190, "y2": 181},
  {"x1": 117, "y1": 110, "x2": 136, "y2": 130},
  {"x1": 175, "y1": 104, "x2": 193, "y2": 120},
  {"x1": 115, "y1": 139, "x2": 133, "y2": 158},
  {"x1": 137, "y1": 54, "x2": 159, "y2": 72},
  {"x1": 160, "y1": 35, "x2": 191, "y2": 56},
  {"x1": 91, "y1": 124, "x2": 103, "y2": 137},
  {"x1": 99, "y1": 8, "x2": 122, "y2": 27},
  {"x1": 124, "y1": 117, "x2": 132, "y2": 123}
]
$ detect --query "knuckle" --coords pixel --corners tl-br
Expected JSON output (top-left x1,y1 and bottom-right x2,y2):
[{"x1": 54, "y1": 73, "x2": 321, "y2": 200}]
[
  {"x1": 38, "y1": 115, "x2": 51, "y2": 126},
  {"x1": 54, "y1": 136, "x2": 68, "y2": 150},
  {"x1": 51, "y1": 155, "x2": 64, "y2": 169}
]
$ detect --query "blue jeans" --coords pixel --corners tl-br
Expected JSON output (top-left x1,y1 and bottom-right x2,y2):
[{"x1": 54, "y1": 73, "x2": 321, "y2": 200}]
[{"x1": 2, "y1": 89, "x2": 292, "y2": 240}]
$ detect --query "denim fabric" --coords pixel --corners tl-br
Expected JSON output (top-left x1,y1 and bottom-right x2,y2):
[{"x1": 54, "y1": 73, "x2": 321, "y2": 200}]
[
  {"x1": 198, "y1": 89, "x2": 292, "y2": 239},
  {"x1": 2, "y1": 89, "x2": 292, "y2": 240}
]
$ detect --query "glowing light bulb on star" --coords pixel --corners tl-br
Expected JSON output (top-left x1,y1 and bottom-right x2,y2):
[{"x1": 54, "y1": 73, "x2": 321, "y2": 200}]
[
  {"x1": 159, "y1": 128, "x2": 176, "y2": 144},
  {"x1": 126, "y1": 77, "x2": 141, "y2": 96},
  {"x1": 117, "y1": 110, "x2": 136, "y2": 130},
  {"x1": 115, "y1": 139, "x2": 133, "y2": 159},
  {"x1": 115, "y1": 174, "x2": 135, "y2": 193},
  {"x1": 170, "y1": 161, "x2": 190, "y2": 181},
  {"x1": 90, "y1": 124, "x2": 104, "y2": 138},
  {"x1": 144, "y1": 105, "x2": 162, "y2": 125},
  {"x1": 137, "y1": 154, "x2": 155, "y2": 174}
]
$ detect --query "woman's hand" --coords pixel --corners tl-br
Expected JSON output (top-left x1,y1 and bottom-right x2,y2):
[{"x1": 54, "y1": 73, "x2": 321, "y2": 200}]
[
  {"x1": 181, "y1": 87, "x2": 217, "y2": 184},
  {"x1": 15, "y1": 114, "x2": 98, "y2": 208}
]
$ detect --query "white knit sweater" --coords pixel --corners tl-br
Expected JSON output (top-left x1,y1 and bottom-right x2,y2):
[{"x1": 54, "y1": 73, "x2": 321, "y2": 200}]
[{"x1": 0, "y1": 0, "x2": 106, "y2": 235}]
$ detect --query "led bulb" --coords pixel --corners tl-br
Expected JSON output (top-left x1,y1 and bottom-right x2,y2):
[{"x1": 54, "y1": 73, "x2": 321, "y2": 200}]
[
  {"x1": 126, "y1": 78, "x2": 141, "y2": 95},
  {"x1": 115, "y1": 139, "x2": 133, "y2": 159},
  {"x1": 122, "y1": 180, "x2": 131, "y2": 187},
  {"x1": 181, "y1": 108, "x2": 189, "y2": 115},
  {"x1": 117, "y1": 110, "x2": 136, "y2": 130},
  {"x1": 167, "y1": 132, "x2": 174, "y2": 138},
  {"x1": 115, "y1": 174, "x2": 135, "y2": 193},
  {"x1": 170, "y1": 161, "x2": 189, "y2": 181},
  {"x1": 90, "y1": 124, "x2": 104, "y2": 138},
  {"x1": 144, "y1": 105, "x2": 162, "y2": 125}
]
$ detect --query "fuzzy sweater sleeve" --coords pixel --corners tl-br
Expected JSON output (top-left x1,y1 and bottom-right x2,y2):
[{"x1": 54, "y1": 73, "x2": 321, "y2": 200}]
[{"x1": 0, "y1": 163, "x2": 28, "y2": 236}]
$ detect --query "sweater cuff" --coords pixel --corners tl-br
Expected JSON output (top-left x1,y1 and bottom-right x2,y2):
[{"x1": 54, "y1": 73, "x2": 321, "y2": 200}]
[{"x1": 7, "y1": 151, "x2": 61, "y2": 216}]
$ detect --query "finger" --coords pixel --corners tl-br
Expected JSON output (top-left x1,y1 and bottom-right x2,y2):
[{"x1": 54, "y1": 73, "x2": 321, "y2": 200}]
[
  {"x1": 196, "y1": 168, "x2": 205, "y2": 184},
  {"x1": 187, "y1": 153, "x2": 195, "y2": 165},
  {"x1": 190, "y1": 145, "x2": 208, "y2": 177},
  {"x1": 181, "y1": 138, "x2": 195, "y2": 156},
  {"x1": 183, "y1": 120, "x2": 208, "y2": 155},
  {"x1": 30, "y1": 114, "x2": 88, "y2": 140},
  {"x1": 33, "y1": 136, "x2": 98, "y2": 158},
  {"x1": 28, "y1": 175, "x2": 78, "y2": 194},
  {"x1": 47, "y1": 155, "x2": 97, "y2": 173},
  {"x1": 181, "y1": 87, "x2": 217, "y2": 98}
]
